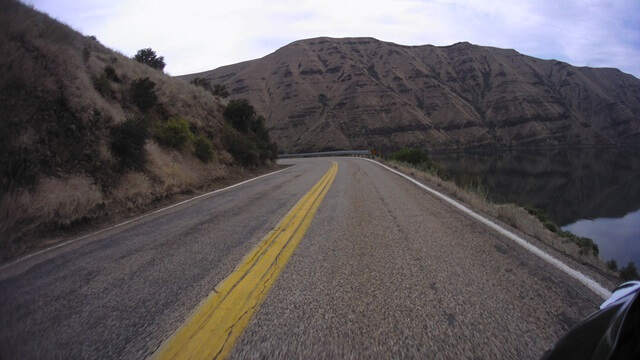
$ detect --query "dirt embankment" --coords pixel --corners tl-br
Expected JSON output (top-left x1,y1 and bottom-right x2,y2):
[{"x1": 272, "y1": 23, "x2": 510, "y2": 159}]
[{"x1": 0, "y1": 0, "x2": 277, "y2": 262}]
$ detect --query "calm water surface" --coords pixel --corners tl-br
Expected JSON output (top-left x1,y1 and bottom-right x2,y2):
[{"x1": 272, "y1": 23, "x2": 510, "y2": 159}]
[{"x1": 432, "y1": 148, "x2": 640, "y2": 268}]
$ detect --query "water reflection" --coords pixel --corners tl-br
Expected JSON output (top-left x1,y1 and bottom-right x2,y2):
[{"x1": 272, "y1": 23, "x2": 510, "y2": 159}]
[
  {"x1": 564, "y1": 209, "x2": 640, "y2": 268},
  {"x1": 432, "y1": 148, "x2": 640, "y2": 265}
]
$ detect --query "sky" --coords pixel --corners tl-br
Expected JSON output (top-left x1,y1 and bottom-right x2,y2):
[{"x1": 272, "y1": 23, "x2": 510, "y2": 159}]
[{"x1": 29, "y1": 0, "x2": 640, "y2": 78}]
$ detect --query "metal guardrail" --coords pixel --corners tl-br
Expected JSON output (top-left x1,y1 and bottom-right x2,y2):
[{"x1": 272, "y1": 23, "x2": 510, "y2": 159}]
[{"x1": 278, "y1": 150, "x2": 372, "y2": 159}]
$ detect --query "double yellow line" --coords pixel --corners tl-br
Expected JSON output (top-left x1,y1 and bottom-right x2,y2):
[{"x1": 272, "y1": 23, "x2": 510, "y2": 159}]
[{"x1": 155, "y1": 161, "x2": 338, "y2": 360}]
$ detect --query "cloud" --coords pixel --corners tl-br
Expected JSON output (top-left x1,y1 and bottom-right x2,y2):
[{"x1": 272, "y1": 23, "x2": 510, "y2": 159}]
[{"x1": 30, "y1": 0, "x2": 640, "y2": 77}]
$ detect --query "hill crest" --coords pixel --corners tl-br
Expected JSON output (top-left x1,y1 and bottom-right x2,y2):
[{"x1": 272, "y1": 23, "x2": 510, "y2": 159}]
[{"x1": 183, "y1": 37, "x2": 640, "y2": 152}]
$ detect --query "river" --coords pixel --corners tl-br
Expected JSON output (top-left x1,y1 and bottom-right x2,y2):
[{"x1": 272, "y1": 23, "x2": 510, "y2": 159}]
[{"x1": 431, "y1": 148, "x2": 640, "y2": 269}]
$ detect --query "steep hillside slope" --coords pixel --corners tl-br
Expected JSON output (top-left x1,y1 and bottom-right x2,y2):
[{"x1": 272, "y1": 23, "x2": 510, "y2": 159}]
[
  {"x1": 0, "y1": 0, "x2": 274, "y2": 258},
  {"x1": 185, "y1": 37, "x2": 640, "y2": 152}
]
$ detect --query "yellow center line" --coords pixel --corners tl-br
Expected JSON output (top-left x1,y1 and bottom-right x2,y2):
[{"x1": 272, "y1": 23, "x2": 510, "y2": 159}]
[{"x1": 154, "y1": 161, "x2": 339, "y2": 360}]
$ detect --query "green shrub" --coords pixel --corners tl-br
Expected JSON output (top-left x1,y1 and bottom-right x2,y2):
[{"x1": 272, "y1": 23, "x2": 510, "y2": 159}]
[
  {"x1": 606, "y1": 260, "x2": 618, "y2": 272},
  {"x1": 213, "y1": 84, "x2": 230, "y2": 98},
  {"x1": 130, "y1": 77, "x2": 158, "y2": 112},
  {"x1": 543, "y1": 221, "x2": 557, "y2": 233},
  {"x1": 93, "y1": 75, "x2": 114, "y2": 99},
  {"x1": 559, "y1": 230, "x2": 599, "y2": 257},
  {"x1": 190, "y1": 78, "x2": 229, "y2": 98},
  {"x1": 224, "y1": 99, "x2": 255, "y2": 133},
  {"x1": 390, "y1": 148, "x2": 431, "y2": 166},
  {"x1": 155, "y1": 118, "x2": 193, "y2": 149},
  {"x1": 82, "y1": 46, "x2": 91, "y2": 62},
  {"x1": 193, "y1": 135, "x2": 214, "y2": 163},
  {"x1": 133, "y1": 48, "x2": 165, "y2": 71},
  {"x1": 390, "y1": 148, "x2": 446, "y2": 177},
  {"x1": 620, "y1": 262, "x2": 639, "y2": 281},
  {"x1": 224, "y1": 131, "x2": 260, "y2": 166},
  {"x1": 104, "y1": 65, "x2": 120, "y2": 82},
  {"x1": 318, "y1": 93, "x2": 329, "y2": 106},
  {"x1": 267, "y1": 141, "x2": 278, "y2": 160},
  {"x1": 110, "y1": 118, "x2": 149, "y2": 170},
  {"x1": 222, "y1": 99, "x2": 277, "y2": 165},
  {"x1": 190, "y1": 77, "x2": 212, "y2": 91},
  {"x1": 525, "y1": 207, "x2": 551, "y2": 224}
]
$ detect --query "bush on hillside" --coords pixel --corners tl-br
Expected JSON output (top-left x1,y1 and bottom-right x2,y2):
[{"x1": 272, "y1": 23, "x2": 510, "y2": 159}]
[
  {"x1": 222, "y1": 99, "x2": 278, "y2": 165},
  {"x1": 559, "y1": 230, "x2": 599, "y2": 257},
  {"x1": 391, "y1": 148, "x2": 430, "y2": 166},
  {"x1": 104, "y1": 65, "x2": 120, "y2": 82},
  {"x1": 224, "y1": 131, "x2": 260, "y2": 167},
  {"x1": 130, "y1": 77, "x2": 158, "y2": 112},
  {"x1": 193, "y1": 135, "x2": 214, "y2": 163},
  {"x1": 155, "y1": 118, "x2": 193, "y2": 149},
  {"x1": 190, "y1": 77, "x2": 212, "y2": 92},
  {"x1": 213, "y1": 84, "x2": 230, "y2": 98},
  {"x1": 390, "y1": 148, "x2": 438, "y2": 171},
  {"x1": 190, "y1": 78, "x2": 229, "y2": 98},
  {"x1": 93, "y1": 75, "x2": 114, "y2": 99},
  {"x1": 110, "y1": 118, "x2": 150, "y2": 170},
  {"x1": 620, "y1": 262, "x2": 640, "y2": 281},
  {"x1": 224, "y1": 99, "x2": 255, "y2": 133},
  {"x1": 607, "y1": 259, "x2": 618, "y2": 272},
  {"x1": 133, "y1": 48, "x2": 165, "y2": 71}
]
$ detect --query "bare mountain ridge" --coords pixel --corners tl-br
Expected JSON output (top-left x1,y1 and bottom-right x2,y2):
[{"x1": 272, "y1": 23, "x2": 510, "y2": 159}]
[{"x1": 183, "y1": 37, "x2": 640, "y2": 152}]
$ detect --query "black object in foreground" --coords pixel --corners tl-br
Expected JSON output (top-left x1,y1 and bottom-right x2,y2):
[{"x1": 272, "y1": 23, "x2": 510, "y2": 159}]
[{"x1": 543, "y1": 281, "x2": 640, "y2": 359}]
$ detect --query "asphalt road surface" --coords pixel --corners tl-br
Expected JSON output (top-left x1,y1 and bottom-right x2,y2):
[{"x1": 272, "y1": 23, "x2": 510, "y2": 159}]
[{"x1": 0, "y1": 158, "x2": 606, "y2": 359}]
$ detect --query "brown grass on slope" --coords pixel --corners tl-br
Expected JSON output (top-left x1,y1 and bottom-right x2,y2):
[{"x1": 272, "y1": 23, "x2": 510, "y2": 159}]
[{"x1": 0, "y1": 0, "x2": 274, "y2": 261}]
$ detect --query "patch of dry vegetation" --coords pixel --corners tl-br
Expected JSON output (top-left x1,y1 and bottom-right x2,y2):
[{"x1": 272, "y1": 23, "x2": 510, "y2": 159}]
[
  {"x1": 0, "y1": 0, "x2": 277, "y2": 261},
  {"x1": 384, "y1": 159, "x2": 616, "y2": 275}
]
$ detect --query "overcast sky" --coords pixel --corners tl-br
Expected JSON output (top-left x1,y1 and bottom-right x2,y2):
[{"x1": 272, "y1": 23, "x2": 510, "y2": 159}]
[{"x1": 29, "y1": 0, "x2": 640, "y2": 78}]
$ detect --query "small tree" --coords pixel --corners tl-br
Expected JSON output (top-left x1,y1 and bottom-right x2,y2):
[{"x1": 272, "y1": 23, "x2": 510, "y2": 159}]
[
  {"x1": 193, "y1": 135, "x2": 214, "y2": 163},
  {"x1": 224, "y1": 99, "x2": 255, "y2": 133},
  {"x1": 390, "y1": 148, "x2": 433, "y2": 167},
  {"x1": 130, "y1": 77, "x2": 158, "y2": 112},
  {"x1": 133, "y1": 48, "x2": 165, "y2": 71},
  {"x1": 213, "y1": 84, "x2": 230, "y2": 98},
  {"x1": 190, "y1": 77, "x2": 212, "y2": 92},
  {"x1": 224, "y1": 131, "x2": 260, "y2": 166},
  {"x1": 620, "y1": 262, "x2": 640, "y2": 281},
  {"x1": 155, "y1": 118, "x2": 193, "y2": 149},
  {"x1": 110, "y1": 118, "x2": 150, "y2": 170}
]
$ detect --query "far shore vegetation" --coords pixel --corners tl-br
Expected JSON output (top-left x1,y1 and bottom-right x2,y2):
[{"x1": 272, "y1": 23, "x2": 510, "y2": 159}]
[{"x1": 387, "y1": 148, "x2": 639, "y2": 282}]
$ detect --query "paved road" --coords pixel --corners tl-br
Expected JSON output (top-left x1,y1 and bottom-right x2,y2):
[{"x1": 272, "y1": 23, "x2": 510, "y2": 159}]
[{"x1": 0, "y1": 158, "x2": 605, "y2": 358}]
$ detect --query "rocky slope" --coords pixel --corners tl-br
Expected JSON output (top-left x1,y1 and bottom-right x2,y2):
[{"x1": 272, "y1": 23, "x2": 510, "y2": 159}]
[{"x1": 183, "y1": 37, "x2": 640, "y2": 152}]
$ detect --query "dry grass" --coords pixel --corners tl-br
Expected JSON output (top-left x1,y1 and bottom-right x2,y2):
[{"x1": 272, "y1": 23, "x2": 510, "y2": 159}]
[
  {"x1": 111, "y1": 172, "x2": 154, "y2": 211},
  {"x1": 384, "y1": 160, "x2": 612, "y2": 273},
  {"x1": 0, "y1": 0, "x2": 269, "y2": 260},
  {"x1": 0, "y1": 175, "x2": 103, "y2": 259}
]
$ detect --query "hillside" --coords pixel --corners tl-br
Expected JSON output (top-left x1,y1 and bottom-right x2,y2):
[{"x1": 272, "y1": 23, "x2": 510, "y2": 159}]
[
  {"x1": 0, "y1": 0, "x2": 276, "y2": 259},
  {"x1": 184, "y1": 37, "x2": 640, "y2": 152}
]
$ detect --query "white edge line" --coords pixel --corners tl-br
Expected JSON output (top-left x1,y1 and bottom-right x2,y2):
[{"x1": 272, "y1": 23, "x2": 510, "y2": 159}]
[
  {"x1": 363, "y1": 158, "x2": 612, "y2": 300},
  {"x1": 1, "y1": 165, "x2": 298, "y2": 271}
]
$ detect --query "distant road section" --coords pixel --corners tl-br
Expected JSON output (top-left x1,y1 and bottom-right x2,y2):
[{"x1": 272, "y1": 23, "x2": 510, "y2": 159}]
[{"x1": 0, "y1": 158, "x2": 606, "y2": 359}]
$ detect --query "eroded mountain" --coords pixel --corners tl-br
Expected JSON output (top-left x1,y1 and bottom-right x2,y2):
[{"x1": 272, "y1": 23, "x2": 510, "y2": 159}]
[{"x1": 183, "y1": 37, "x2": 640, "y2": 152}]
